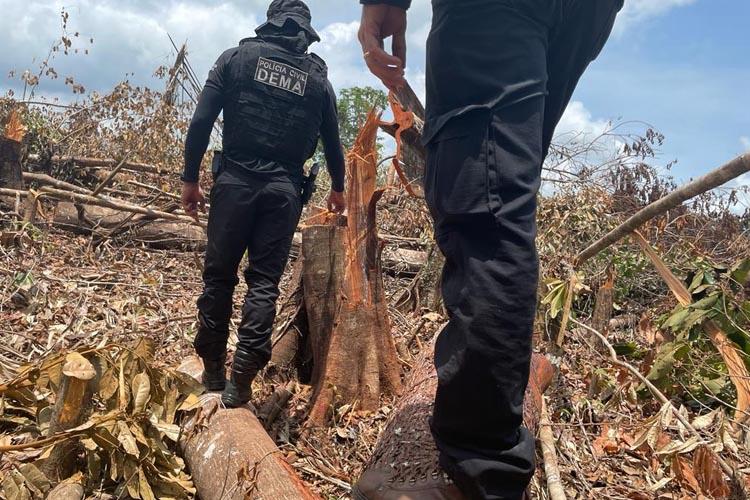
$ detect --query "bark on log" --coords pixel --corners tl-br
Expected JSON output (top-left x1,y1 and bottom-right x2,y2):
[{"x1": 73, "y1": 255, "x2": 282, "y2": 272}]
[
  {"x1": 0, "y1": 137, "x2": 24, "y2": 190},
  {"x1": 305, "y1": 110, "x2": 402, "y2": 425},
  {"x1": 354, "y1": 347, "x2": 554, "y2": 493},
  {"x1": 53, "y1": 202, "x2": 206, "y2": 250},
  {"x1": 38, "y1": 353, "x2": 96, "y2": 482},
  {"x1": 576, "y1": 153, "x2": 750, "y2": 265},
  {"x1": 591, "y1": 267, "x2": 615, "y2": 342},
  {"x1": 177, "y1": 357, "x2": 318, "y2": 500},
  {"x1": 269, "y1": 255, "x2": 307, "y2": 371},
  {"x1": 27, "y1": 154, "x2": 164, "y2": 175}
]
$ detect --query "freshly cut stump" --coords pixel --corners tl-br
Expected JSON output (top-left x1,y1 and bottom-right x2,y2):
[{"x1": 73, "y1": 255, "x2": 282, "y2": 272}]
[
  {"x1": 305, "y1": 110, "x2": 402, "y2": 426},
  {"x1": 178, "y1": 358, "x2": 318, "y2": 500},
  {"x1": 355, "y1": 350, "x2": 554, "y2": 496}
]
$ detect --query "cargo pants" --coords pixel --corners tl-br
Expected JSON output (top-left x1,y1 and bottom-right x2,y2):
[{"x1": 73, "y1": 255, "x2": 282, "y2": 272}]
[
  {"x1": 193, "y1": 168, "x2": 302, "y2": 370},
  {"x1": 423, "y1": 0, "x2": 624, "y2": 498}
]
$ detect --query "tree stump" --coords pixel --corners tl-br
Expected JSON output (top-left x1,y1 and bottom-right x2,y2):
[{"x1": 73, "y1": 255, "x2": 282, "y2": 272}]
[
  {"x1": 305, "y1": 110, "x2": 402, "y2": 426},
  {"x1": 354, "y1": 349, "x2": 554, "y2": 496},
  {"x1": 0, "y1": 137, "x2": 23, "y2": 190},
  {"x1": 38, "y1": 353, "x2": 96, "y2": 482},
  {"x1": 1, "y1": 109, "x2": 25, "y2": 191}
]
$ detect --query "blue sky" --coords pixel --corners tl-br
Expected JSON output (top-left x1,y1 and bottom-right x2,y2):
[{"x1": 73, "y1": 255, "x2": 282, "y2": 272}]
[
  {"x1": 1, "y1": 0, "x2": 748, "y2": 188},
  {"x1": 577, "y1": 0, "x2": 750, "y2": 182}
]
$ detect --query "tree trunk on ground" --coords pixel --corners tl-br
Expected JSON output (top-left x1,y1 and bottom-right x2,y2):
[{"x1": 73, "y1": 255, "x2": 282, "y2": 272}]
[
  {"x1": 178, "y1": 358, "x2": 318, "y2": 500},
  {"x1": 304, "y1": 110, "x2": 402, "y2": 426},
  {"x1": 53, "y1": 201, "x2": 206, "y2": 250},
  {"x1": 0, "y1": 137, "x2": 24, "y2": 190},
  {"x1": 355, "y1": 349, "x2": 554, "y2": 491},
  {"x1": 394, "y1": 243, "x2": 445, "y2": 313}
]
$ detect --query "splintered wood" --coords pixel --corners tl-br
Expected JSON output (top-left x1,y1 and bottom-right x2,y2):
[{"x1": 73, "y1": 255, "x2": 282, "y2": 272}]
[{"x1": 304, "y1": 109, "x2": 402, "y2": 426}]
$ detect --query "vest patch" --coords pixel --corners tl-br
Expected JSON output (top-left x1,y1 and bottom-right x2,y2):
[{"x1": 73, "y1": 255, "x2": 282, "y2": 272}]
[{"x1": 254, "y1": 57, "x2": 308, "y2": 96}]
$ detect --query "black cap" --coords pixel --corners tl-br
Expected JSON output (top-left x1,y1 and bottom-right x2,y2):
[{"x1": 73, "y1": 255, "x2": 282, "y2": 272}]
[{"x1": 256, "y1": 0, "x2": 320, "y2": 43}]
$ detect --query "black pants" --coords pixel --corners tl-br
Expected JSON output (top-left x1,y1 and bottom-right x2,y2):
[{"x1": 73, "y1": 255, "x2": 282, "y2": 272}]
[
  {"x1": 194, "y1": 168, "x2": 302, "y2": 368},
  {"x1": 424, "y1": 1, "x2": 623, "y2": 498}
]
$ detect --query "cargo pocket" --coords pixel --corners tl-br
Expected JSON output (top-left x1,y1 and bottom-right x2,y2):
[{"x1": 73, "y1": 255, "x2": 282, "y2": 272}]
[{"x1": 424, "y1": 111, "x2": 494, "y2": 219}]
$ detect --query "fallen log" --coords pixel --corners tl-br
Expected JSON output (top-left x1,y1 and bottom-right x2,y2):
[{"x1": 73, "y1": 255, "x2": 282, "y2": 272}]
[
  {"x1": 177, "y1": 357, "x2": 318, "y2": 500},
  {"x1": 53, "y1": 202, "x2": 206, "y2": 250},
  {"x1": 27, "y1": 154, "x2": 165, "y2": 175},
  {"x1": 576, "y1": 153, "x2": 750, "y2": 265},
  {"x1": 354, "y1": 348, "x2": 554, "y2": 496},
  {"x1": 37, "y1": 185, "x2": 205, "y2": 228}
]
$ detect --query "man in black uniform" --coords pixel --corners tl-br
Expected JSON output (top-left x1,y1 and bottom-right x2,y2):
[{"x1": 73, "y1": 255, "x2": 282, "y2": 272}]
[
  {"x1": 181, "y1": 0, "x2": 346, "y2": 409},
  {"x1": 356, "y1": 0, "x2": 623, "y2": 499}
]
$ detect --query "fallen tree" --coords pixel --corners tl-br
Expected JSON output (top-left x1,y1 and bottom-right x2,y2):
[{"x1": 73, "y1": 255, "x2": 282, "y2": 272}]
[
  {"x1": 178, "y1": 357, "x2": 318, "y2": 500},
  {"x1": 354, "y1": 349, "x2": 554, "y2": 495}
]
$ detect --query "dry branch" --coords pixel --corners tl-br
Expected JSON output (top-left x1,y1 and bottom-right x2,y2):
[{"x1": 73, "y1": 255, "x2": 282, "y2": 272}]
[
  {"x1": 36, "y1": 186, "x2": 206, "y2": 227},
  {"x1": 576, "y1": 153, "x2": 750, "y2": 265},
  {"x1": 539, "y1": 400, "x2": 566, "y2": 500},
  {"x1": 177, "y1": 358, "x2": 318, "y2": 500}
]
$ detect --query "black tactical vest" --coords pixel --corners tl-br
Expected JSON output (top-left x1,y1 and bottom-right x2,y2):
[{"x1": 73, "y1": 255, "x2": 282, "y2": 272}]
[{"x1": 223, "y1": 38, "x2": 327, "y2": 170}]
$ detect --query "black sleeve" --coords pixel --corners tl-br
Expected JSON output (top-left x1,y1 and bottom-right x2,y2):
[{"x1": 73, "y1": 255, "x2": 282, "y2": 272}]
[
  {"x1": 319, "y1": 80, "x2": 346, "y2": 193},
  {"x1": 181, "y1": 51, "x2": 231, "y2": 183},
  {"x1": 360, "y1": 0, "x2": 411, "y2": 9}
]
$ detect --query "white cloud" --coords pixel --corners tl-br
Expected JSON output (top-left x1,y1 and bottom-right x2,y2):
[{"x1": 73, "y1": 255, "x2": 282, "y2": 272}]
[
  {"x1": 554, "y1": 101, "x2": 610, "y2": 140},
  {"x1": 614, "y1": 0, "x2": 697, "y2": 35},
  {"x1": 740, "y1": 136, "x2": 750, "y2": 152}
]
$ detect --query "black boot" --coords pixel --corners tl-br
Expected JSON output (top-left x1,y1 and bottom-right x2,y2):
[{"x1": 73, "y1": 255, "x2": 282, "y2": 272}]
[
  {"x1": 201, "y1": 353, "x2": 226, "y2": 392},
  {"x1": 221, "y1": 350, "x2": 260, "y2": 408}
]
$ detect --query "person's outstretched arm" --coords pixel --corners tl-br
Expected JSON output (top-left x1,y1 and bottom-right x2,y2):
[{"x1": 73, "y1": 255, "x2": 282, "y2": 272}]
[
  {"x1": 319, "y1": 80, "x2": 347, "y2": 214},
  {"x1": 358, "y1": 1, "x2": 409, "y2": 90},
  {"x1": 181, "y1": 51, "x2": 230, "y2": 217}
]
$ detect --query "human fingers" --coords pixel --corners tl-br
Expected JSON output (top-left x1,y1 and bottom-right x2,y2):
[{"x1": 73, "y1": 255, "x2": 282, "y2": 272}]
[
  {"x1": 392, "y1": 30, "x2": 407, "y2": 69},
  {"x1": 364, "y1": 46, "x2": 405, "y2": 90}
]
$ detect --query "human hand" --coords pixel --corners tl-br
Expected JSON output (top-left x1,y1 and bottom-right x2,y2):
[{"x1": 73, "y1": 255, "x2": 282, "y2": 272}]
[
  {"x1": 327, "y1": 189, "x2": 346, "y2": 214},
  {"x1": 181, "y1": 182, "x2": 206, "y2": 219},
  {"x1": 358, "y1": 5, "x2": 407, "y2": 91}
]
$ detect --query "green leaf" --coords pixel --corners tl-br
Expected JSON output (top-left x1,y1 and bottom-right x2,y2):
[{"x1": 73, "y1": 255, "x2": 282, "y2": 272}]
[
  {"x1": 689, "y1": 271, "x2": 705, "y2": 291},
  {"x1": 691, "y1": 293, "x2": 720, "y2": 311},
  {"x1": 664, "y1": 308, "x2": 690, "y2": 330}
]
